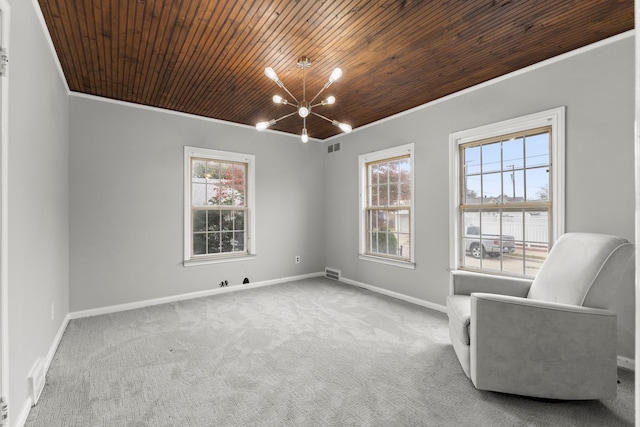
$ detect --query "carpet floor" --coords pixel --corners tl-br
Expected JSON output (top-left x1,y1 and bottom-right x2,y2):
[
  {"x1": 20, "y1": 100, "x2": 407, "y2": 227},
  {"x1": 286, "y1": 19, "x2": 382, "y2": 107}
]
[{"x1": 25, "y1": 277, "x2": 634, "y2": 426}]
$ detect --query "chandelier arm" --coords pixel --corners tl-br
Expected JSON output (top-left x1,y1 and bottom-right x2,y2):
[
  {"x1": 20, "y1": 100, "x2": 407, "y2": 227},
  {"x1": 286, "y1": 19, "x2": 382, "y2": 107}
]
[
  {"x1": 311, "y1": 100, "x2": 330, "y2": 108},
  {"x1": 277, "y1": 82, "x2": 299, "y2": 104},
  {"x1": 310, "y1": 111, "x2": 334, "y2": 123},
  {"x1": 308, "y1": 82, "x2": 331, "y2": 105},
  {"x1": 273, "y1": 111, "x2": 299, "y2": 123}
]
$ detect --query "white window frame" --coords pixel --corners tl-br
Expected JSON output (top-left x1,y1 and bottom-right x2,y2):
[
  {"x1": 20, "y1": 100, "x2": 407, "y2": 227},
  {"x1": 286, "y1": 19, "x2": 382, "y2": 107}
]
[
  {"x1": 448, "y1": 107, "x2": 565, "y2": 275},
  {"x1": 358, "y1": 143, "x2": 415, "y2": 269},
  {"x1": 183, "y1": 146, "x2": 256, "y2": 266}
]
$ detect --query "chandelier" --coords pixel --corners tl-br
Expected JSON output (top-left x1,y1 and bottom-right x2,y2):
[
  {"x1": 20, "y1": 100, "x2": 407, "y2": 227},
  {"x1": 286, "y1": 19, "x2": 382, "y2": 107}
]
[{"x1": 256, "y1": 56, "x2": 352, "y2": 143}]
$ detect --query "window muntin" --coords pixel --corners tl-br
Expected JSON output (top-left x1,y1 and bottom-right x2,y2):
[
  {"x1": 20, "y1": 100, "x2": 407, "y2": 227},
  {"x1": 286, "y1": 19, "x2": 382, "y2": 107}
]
[
  {"x1": 459, "y1": 128, "x2": 551, "y2": 277},
  {"x1": 184, "y1": 147, "x2": 255, "y2": 265},
  {"x1": 359, "y1": 144, "x2": 414, "y2": 267}
]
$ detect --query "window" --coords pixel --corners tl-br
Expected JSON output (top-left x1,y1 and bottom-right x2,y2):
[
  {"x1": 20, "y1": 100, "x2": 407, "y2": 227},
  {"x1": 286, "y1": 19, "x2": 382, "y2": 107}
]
[
  {"x1": 184, "y1": 147, "x2": 255, "y2": 265},
  {"x1": 449, "y1": 108, "x2": 565, "y2": 277},
  {"x1": 359, "y1": 143, "x2": 415, "y2": 268}
]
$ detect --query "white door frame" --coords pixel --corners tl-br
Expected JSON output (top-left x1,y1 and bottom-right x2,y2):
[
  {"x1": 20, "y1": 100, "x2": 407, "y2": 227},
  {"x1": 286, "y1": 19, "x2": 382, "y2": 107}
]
[
  {"x1": 635, "y1": 1, "x2": 640, "y2": 425},
  {"x1": 0, "y1": 0, "x2": 9, "y2": 420}
]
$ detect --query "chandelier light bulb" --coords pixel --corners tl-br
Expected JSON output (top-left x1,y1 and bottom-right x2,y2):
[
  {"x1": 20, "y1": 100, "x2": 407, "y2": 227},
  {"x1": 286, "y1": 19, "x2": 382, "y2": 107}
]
[
  {"x1": 298, "y1": 106, "x2": 310, "y2": 118},
  {"x1": 339, "y1": 123, "x2": 352, "y2": 133},
  {"x1": 332, "y1": 119, "x2": 352, "y2": 133},
  {"x1": 329, "y1": 68, "x2": 342, "y2": 83},
  {"x1": 324, "y1": 96, "x2": 335, "y2": 105},
  {"x1": 256, "y1": 119, "x2": 275, "y2": 131},
  {"x1": 265, "y1": 67, "x2": 278, "y2": 81},
  {"x1": 273, "y1": 95, "x2": 283, "y2": 104},
  {"x1": 301, "y1": 128, "x2": 309, "y2": 143}
]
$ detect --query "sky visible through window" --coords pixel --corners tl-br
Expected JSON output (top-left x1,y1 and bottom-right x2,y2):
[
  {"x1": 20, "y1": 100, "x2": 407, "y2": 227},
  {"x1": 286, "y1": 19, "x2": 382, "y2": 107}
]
[{"x1": 463, "y1": 131, "x2": 549, "y2": 203}]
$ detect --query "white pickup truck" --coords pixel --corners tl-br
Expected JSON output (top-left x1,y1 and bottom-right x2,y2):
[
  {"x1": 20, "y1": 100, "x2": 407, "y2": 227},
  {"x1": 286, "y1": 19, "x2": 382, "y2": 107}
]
[{"x1": 465, "y1": 226, "x2": 516, "y2": 259}]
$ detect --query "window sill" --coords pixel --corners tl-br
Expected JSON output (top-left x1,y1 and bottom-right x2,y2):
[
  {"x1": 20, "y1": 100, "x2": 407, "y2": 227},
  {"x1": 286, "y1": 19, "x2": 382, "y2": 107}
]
[
  {"x1": 184, "y1": 254, "x2": 256, "y2": 267},
  {"x1": 359, "y1": 254, "x2": 415, "y2": 270}
]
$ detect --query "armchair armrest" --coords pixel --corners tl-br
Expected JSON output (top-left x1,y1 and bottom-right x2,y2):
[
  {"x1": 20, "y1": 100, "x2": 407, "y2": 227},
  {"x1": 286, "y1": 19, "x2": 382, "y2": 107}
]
[
  {"x1": 450, "y1": 270, "x2": 531, "y2": 297},
  {"x1": 470, "y1": 292, "x2": 617, "y2": 399}
]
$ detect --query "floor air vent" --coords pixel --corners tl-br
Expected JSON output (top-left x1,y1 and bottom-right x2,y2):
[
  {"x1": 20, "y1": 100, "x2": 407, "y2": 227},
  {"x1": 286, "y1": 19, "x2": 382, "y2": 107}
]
[
  {"x1": 28, "y1": 357, "x2": 46, "y2": 405},
  {"x1": 325, "y1": 268, "x2": 341, "y2": 281}
]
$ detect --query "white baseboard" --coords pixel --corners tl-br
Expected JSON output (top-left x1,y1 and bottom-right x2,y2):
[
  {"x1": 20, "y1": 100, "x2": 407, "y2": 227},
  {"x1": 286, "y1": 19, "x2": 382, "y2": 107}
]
[
  {"x1": 69, "y1": 272, "x2": 324, "y2": 319},
  {"x1": 14, "y1": 396, "x2": 34, "y2": 427},
  {"x1": 339, "y1": 276, "x2": 447, "y2": 313}
]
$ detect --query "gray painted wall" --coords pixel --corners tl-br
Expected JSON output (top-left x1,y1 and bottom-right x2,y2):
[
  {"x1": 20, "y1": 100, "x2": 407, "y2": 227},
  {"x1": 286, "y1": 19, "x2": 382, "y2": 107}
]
[
  {"x1": 323, "y1": 35, "x2": 636, "y2": 359},
  {"x1": 8, "y1": 0, "x2": 69, "y2": 420},
  {"x1": 68, "y1": 98, "x2": 325, "y2": 312}
]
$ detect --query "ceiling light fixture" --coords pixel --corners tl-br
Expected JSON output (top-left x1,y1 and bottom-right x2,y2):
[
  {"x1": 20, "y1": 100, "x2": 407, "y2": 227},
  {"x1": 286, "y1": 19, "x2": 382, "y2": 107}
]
[{"x1": 256, "y1": 56, "x2": 352, "y2": 143}]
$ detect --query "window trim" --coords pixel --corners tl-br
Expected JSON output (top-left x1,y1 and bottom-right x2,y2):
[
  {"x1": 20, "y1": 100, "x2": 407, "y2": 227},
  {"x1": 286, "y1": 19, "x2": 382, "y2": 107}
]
[
  {"x1": 183, "y1": 146, "x2": 256, "y2": 266},
  {"x1": 448, "y1": 107, "x2": 565, "y2": 275},
  {"x1": 358, "y1": 143, "x2": 415, "y2": 269}
]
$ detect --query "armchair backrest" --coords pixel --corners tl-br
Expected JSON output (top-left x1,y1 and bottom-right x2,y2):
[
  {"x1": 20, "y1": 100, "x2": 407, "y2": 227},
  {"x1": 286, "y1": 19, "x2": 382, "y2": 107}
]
[{"x1": 527, "y1": 233, "x2": 634, "y2": 309}]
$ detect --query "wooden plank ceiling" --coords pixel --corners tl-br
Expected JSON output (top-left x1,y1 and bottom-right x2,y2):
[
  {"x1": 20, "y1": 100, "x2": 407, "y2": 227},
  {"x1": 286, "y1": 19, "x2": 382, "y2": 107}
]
[{"x1": 38, "y1": 0, "x2": 633, "y2": 140}]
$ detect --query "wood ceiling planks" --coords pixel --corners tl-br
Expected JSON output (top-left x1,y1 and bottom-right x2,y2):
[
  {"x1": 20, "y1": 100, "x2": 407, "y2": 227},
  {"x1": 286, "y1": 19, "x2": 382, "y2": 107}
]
[{"x1": 38, "y1": 0, "x2": 634, "y2": 140}]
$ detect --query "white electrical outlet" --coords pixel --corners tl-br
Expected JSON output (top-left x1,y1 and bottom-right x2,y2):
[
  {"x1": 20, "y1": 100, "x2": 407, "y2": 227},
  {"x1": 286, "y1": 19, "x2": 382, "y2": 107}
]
[
  {"x1": 295, "y1": 255, "x2": 300, "y2": 264},
  {"x1": 51, "y1": 303, "x2": 54, "y2": 320}
]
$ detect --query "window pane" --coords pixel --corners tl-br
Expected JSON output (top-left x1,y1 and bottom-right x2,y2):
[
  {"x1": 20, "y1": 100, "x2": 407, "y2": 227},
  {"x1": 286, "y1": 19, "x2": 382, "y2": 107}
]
[
  {"x1": 399, "y1": 158, "x2": 410, "y2": 184},
  {"x1": 192, "y1": 160, "x2": 206, "y2": 178},
  {"x1": 369, "y1": 231, "x2": 377, "y2": 253},
  {"x1": 221, "y1": 232, "x2": 234, "y2": 252},
  {"x1": 524, "y1": 210, "x2": 549, "y2": 276},
  {"x1": 482, "y1": 142, "x2": 501, "y2": 173},
  {"x1": 503, "y1": 137, "x2": 524, "y2": 169},
  {"x1": 502, "y1": 169, "x2": 524, "y2": 203},
  {"x1": 482, "y1": 172, "x2": 502, "y2": 200},
  {"x1": 464, "y1": 175, "x2": 482, "y2": 204},
  {"x1": 222, "y1": 211, "x2": 234, "y2": 231},
  {"x1": 208, "y1": 233, "x2": 221, "y2": 254},
  {"x1": 234, "y1": 232, "x2": 245, "y2": 252},
  {"x1": 389, "y1": 181, "x2": 400, "y2": 206},
  {"x1": 461, "y1": 210, "x2": 481, "y2": 269},
  {"x1": 207, "y1": 161, "x2": 220, "y2": 180},
  {"x1": 371, "y1": 185, "x2": 379, "y2": 206},
  {"x1": 193, "y1": 233, "x2": 206, "y2": 255},
  {"x1": 192, "y1": 210, "x2": 206, "y2": 232},
  {"x1": 233, "y1": 165, "x2": 246, "y2": 205},
  {"x1": 464, "y1": 146, "x2": 481, "y2": 175},
  {"x1": 525, "y1": 167, "x2": 549, "y2": 202},
  {"x1": 207, "y1": 210, "x2": 220, "y2": 231},
  {"x1": 192, "y1": 182, "x2": 207, "y2": 206},
  {"x1": 501, "y1": 210, "x2": 523, "y2": 276},
  {"x1": 378, "y1": 184, "x2": 389, "y2": 206},
  {"x1": 370, "y1": 164, "x2": 379, "y2": 186},
  {"x1": 235, "y1": 211, "x2": 245, "y2": 231},
  {"x1": 525, "y1": 132, "x2": 550, "y2": 168}
]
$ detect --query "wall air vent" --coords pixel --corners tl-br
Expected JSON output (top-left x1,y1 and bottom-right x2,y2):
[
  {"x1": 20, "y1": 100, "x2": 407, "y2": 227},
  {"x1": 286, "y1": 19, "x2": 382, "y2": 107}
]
[
  {"x1": 325, "y1": 268, "x2": 341, "y2": 281},
  {"x1": 327, "y1": 142, "x2": 341, "y2": 154}
]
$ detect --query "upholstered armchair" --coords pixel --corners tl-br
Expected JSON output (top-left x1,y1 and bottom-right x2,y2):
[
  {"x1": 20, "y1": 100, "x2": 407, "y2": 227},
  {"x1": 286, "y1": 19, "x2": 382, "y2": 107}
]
[{"x1": 447, "y1": 233, "x2": 634, "y2": 400}]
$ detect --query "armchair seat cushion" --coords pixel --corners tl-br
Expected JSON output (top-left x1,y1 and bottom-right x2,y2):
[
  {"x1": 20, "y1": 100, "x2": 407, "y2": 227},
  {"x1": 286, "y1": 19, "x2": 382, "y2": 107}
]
[{"x1": 446, "y1": 295, "x2": 471, "y2": 345}]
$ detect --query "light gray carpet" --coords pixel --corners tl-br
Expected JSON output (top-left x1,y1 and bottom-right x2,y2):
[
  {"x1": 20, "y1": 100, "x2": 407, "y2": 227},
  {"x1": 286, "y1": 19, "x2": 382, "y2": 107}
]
[{"x1": 26, "y1": 277, "x2": 633, "y2": 426}]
